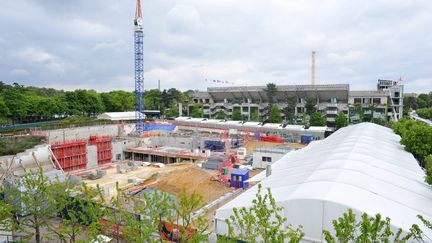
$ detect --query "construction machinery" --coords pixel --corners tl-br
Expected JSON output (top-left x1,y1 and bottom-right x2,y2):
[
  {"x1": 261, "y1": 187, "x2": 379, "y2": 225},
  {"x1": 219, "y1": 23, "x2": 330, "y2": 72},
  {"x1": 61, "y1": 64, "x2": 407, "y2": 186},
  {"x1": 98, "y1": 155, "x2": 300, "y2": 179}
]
[{"x1": 134, "y1": 0, "x2": 145, "y2": 133}]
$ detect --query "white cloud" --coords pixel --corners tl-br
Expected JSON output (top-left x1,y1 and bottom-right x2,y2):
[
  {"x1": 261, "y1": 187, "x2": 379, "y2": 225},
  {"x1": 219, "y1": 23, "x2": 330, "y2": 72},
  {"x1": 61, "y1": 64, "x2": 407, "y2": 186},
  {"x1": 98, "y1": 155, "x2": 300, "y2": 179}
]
[
  {"x1": 15, "y1": 47, "x2": 55, "y2": 63},
  {"x1": 93, "y1": 40, "x2": 125, "y2": 51},
  {"x1": 9, "y1": 68, "x2": 30, "y2": 76},
  {"x1": 411, "y1": 78, "x2": 432, "y2": 88},
  {"x1": 1, "y1": 0, "x2": 431, "y2": 93},
  {"x1": 14, "y1": 47, "x2": 65, "y2": 73},
  {"x1": 66, "y1": 18, "x2": 112, "y2": 39}
]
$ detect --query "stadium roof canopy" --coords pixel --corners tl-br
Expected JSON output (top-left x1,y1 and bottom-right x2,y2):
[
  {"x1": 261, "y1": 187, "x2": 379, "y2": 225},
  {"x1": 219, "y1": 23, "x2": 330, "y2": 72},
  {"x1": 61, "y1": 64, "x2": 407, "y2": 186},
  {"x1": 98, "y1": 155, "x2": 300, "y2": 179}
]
[
  {"x1": 207, "y1": 84, "x2": 350, "y2": 102},
  {"x1": 214, "y1": 123, "x2": 432, "y2": 242}
]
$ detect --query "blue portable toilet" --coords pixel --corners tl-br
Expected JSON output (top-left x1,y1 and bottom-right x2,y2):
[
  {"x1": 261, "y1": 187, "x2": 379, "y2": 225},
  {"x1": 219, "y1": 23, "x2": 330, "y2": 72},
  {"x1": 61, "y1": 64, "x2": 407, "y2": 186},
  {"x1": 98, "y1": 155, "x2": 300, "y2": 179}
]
[
  {"x1": 230, "y1": 169, "x2": 249, "y2": 189},
  {"x1": 300, "y1": 134, "x2": 314, "y2": 144}
]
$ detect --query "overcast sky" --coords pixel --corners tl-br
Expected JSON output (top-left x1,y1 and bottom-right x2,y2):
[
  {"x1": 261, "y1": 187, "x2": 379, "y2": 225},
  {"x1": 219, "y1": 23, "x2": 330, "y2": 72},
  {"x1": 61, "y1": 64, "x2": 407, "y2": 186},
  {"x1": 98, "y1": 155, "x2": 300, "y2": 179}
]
[{"x1": 0, "y1": 0, "x2": 431, "y2": 93}]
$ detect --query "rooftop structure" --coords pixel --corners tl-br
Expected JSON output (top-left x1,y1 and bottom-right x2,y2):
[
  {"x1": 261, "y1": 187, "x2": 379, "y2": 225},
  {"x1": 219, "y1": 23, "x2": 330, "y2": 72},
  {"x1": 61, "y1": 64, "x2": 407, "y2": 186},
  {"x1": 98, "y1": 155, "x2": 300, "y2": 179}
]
[{"x1": 214, "y1": 123, "x2": 432, "y2": 242}]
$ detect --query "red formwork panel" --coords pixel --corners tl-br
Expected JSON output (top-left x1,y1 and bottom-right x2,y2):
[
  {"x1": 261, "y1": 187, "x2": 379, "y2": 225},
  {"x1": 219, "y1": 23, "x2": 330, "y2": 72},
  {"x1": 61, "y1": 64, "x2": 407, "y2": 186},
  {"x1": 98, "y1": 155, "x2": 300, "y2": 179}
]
[
  {"x1": 51, "y1": 140, "x2": 88, "y2": 172},
  {"x1": 89, "y1": 136, "x2": 113, "y2": 165}
]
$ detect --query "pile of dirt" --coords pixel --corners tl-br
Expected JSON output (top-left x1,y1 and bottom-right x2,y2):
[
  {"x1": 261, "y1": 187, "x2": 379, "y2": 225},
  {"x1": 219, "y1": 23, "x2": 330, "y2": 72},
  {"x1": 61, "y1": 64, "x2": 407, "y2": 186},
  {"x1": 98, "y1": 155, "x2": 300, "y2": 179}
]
[{"x1": 152, "y1": 166, "x2": 233, "y2": 203}]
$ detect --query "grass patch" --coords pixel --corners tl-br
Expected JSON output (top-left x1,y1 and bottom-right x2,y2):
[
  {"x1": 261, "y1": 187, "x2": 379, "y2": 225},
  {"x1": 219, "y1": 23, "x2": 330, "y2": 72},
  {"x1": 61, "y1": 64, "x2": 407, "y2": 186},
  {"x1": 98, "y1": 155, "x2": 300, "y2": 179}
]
[{"x1": 0, "y1": 136, "x2": 46, "y2": 156}]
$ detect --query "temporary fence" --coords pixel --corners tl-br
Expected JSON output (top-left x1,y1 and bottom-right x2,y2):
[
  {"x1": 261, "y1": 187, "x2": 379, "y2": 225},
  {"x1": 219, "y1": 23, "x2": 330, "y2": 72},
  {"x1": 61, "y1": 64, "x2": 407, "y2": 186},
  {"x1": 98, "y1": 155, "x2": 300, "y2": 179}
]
[
  {"x1": 51, "y1": 139, "x2": 87, "y2": 172},
  {"x1": 90, "y1": 135, "x2": 113, "y2": 165}
]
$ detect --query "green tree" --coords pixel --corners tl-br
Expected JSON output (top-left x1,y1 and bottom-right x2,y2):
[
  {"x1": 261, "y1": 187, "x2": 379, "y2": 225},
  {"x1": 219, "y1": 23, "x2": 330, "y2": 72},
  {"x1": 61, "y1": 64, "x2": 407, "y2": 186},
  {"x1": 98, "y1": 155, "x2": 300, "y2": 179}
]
[
  {"x1": 425, "y1": 155, "x2": 432, "y2": 185},
  {"x1": 124, "y1": 190, "x2": 175, "y2": 242},
  {"x1": 404, "y1": 96, "x2": 418, "y2": 111},
  {"x1": 268, "y1": 104, "x2": 282, "y2": 123},
  {"x1": 3, "y1": 168, "x2": 58, "y2": 243},
  {"x1": 144, "y1": 89, "x2": 163, "y2": 111},
  {"x1": 417, "y1": 108, "x2": 432, "y2": 120},
  {"x1": 417, "y1": 94, "x2": 432, "y2": 109},
  {"x1": 371, "y1": 118, "x2": 386, "y2": 126},
  {"x1": 232, "y1": 108, "x2": 242, "y2": 121},
  {"x1": 335, "y1": 112, "x2": 348, "y2": 130},
  {"x1": 191, "y1": 105, "x2": 203, "y2": 118},
  {"x1": 166, "y1": 101, "x2": 180, "y2": 118},
  {"x1": 400, "y1": 122, "x2": 432, "y2": 163},
  {"x1": 51, "y1": 182, "x2": 106, "y2": 243},
  {"x1": 323, "y1": 209, "x2": 422, "y2": 243},
  {"x1": 284, "y1": 97, "x2": 296, "y2": 123},
  {"x1": 0, "y1": 96, "x2": 10, "y2": 120},
  {"x1": 264, "y1": 83, "x2": 278, "y2": 104},
  {"x1": 102, "y1": 90, "x2": 134, "y2": 112},
  {"x1": 251, "y1": 109, "x2": 260, "y2": 122},
  {"x1": 216, "y1": 110, "x2": 226, "y2": 120},
  {"x1": 391, "y1": 118, "x2": 417, "y2": 137},
  {"x1": 223, "y1": 184, "x2": 304, "y2": 242},
  {"x1": 35, "y1": 97, "x2": 58, "y2": 118},
  {"x1": 85, "y1": 90, "x2": 105, "y2": 116},
  {"x1": 305, "y1": 97, "x2": 317, "y2": 115},
  {"x1": 3, "y1": 87, "x2": 29, "y2": 123},
  {"x1": 174, "y1": 190, "x2": 209, "y2": 242},
  {"x1": 352, "y1": 104, "x2": 364, "y2": 123},
  {"x1": 309, "y1": 112, "x2": 326, "y2": 126}
]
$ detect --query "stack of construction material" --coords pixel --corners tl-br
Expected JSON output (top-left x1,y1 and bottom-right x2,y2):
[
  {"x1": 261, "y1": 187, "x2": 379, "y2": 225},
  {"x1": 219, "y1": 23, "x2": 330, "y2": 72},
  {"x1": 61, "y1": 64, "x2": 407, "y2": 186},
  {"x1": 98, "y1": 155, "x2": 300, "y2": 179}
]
[
  {"x1": 89, "y1": 136, "x2": 113, "y2": 164},
  {"x1": 202, "y1": 156, "x2": 226, "y2": 170},
  {"x1": 204, "y1": 140, "x2": 225, "y2": 152},
  {"x1": 51, "y1": 140, "x2": 87, "y2": 172}
]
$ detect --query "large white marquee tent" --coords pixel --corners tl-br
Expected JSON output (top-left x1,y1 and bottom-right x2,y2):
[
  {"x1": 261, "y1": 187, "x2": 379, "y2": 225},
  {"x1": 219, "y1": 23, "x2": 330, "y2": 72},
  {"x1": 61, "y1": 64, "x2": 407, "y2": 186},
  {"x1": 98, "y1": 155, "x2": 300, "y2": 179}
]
[{"x1": 214, "y1": 123, "x2": 432, "y2": 242}]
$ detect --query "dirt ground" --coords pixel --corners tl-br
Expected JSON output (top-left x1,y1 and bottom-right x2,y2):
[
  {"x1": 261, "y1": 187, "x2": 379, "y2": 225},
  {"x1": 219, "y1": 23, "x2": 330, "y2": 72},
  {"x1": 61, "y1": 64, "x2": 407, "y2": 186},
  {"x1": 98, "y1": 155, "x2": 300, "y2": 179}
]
[{"x1": 151, "y1": 165, "x2": 234, "y2": 203}]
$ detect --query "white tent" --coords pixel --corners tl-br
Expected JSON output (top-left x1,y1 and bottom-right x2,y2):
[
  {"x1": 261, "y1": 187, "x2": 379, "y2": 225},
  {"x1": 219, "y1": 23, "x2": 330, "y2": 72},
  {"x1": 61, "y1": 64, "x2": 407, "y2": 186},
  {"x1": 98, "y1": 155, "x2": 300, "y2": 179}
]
[
  {"x1": 214, "y1": 123, "x2": 432, "y2": 242},
  {"x1": 97, "y1": 112, "x2": 143, "y2": 121}
]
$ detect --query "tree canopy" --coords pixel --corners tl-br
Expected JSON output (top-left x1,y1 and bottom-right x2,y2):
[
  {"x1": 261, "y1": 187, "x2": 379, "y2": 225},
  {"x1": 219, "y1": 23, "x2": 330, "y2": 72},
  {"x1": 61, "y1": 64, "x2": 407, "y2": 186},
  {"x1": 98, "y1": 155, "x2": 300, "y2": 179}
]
[
  {"x1": 309, "y1": 112, "x2": 326, "y2": 126},
  {"x1": 0, "y1": 81, "x2": 190, "y2": 124},
  {"x1": 231, "y1": 107, "x2": 243, "y2": 121},
  {"x1": 335, "y1": 112, "x2": 348, "y2": 130},
  {"x1": 305, "y1": 97, "x2": 317, "y2": 115},
  {"x1": 268, "y1": 104, "x2": 282, "y2": 123},
  {"x1": 264, "y1": 83, "x2": 278, "y2": 104}
]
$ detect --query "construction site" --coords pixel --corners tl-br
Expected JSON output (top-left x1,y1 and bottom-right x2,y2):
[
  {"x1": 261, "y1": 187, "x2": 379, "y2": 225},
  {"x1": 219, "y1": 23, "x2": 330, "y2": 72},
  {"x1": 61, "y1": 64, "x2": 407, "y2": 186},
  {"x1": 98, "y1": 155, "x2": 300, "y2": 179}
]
[{"x1": 0, "y1": 118, "x2": 312, "y2": 230}]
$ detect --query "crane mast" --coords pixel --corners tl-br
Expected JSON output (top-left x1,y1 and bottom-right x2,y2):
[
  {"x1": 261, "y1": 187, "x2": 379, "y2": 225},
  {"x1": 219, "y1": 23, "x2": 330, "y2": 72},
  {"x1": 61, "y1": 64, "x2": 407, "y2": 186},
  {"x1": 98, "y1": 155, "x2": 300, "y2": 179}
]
[{"x1": 134, "y1": 0, "x2": 144, "y2": 132}]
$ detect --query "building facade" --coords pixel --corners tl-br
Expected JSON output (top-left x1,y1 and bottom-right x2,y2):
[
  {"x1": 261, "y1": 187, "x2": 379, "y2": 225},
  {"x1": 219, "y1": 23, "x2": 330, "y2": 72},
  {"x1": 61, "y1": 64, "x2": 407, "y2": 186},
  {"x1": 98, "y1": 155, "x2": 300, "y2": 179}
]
[{"x1": 187, "y1": 80, "x2": 404, "y2": 128}]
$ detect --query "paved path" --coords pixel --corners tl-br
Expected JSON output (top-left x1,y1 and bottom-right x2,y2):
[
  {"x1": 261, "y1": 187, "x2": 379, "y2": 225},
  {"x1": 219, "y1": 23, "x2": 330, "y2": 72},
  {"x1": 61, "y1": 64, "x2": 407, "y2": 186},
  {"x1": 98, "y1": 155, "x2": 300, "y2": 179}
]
[{"x1": 410, "y1": 111, "x2": 432, "y2": 126}]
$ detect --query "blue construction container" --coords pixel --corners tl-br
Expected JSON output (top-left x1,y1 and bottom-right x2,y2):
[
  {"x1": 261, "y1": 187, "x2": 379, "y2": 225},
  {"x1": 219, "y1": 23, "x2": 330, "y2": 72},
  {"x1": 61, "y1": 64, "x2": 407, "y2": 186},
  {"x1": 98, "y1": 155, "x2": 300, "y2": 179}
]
[
  {"x1": 204, "y1": 140, "x2": 225, "y2": 152},
  {"x1": 300, "y1": 134, "x2": 314, "y2": 144},
  {"x1": 230, "y1": 169, "x2": 249, "y2": 189}
]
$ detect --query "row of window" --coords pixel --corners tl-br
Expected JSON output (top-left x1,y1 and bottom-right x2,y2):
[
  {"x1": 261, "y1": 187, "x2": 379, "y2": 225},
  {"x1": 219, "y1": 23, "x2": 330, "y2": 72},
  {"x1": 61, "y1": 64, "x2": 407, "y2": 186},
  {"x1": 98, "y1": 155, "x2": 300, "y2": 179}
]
[
  {"x1": 194, "y1": 97, "x2": 340, "y2": 104},
  {"x1": 353, "y1": 98, "x2": 382, "y2": 105}
]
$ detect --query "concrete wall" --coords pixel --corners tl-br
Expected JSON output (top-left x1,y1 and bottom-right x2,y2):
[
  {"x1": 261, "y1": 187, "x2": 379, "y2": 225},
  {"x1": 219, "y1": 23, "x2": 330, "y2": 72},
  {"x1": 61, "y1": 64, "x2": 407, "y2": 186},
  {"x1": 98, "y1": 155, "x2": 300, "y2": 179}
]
[
  {"x1": 87, "y1": 145, "x2": 98, "y2": 168},
  {"x1": 252, "y1": 151, "x2": 286, "y2": 169},
  {"x1": 150, "y1": 136, "x2": 204, "y2": 150},
  {"x1": 112, "y1": 139, "x2": 137, "y2": 161},
  {"x1": 47, "y1": 124, "x2": 135, "y2": 143}
]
